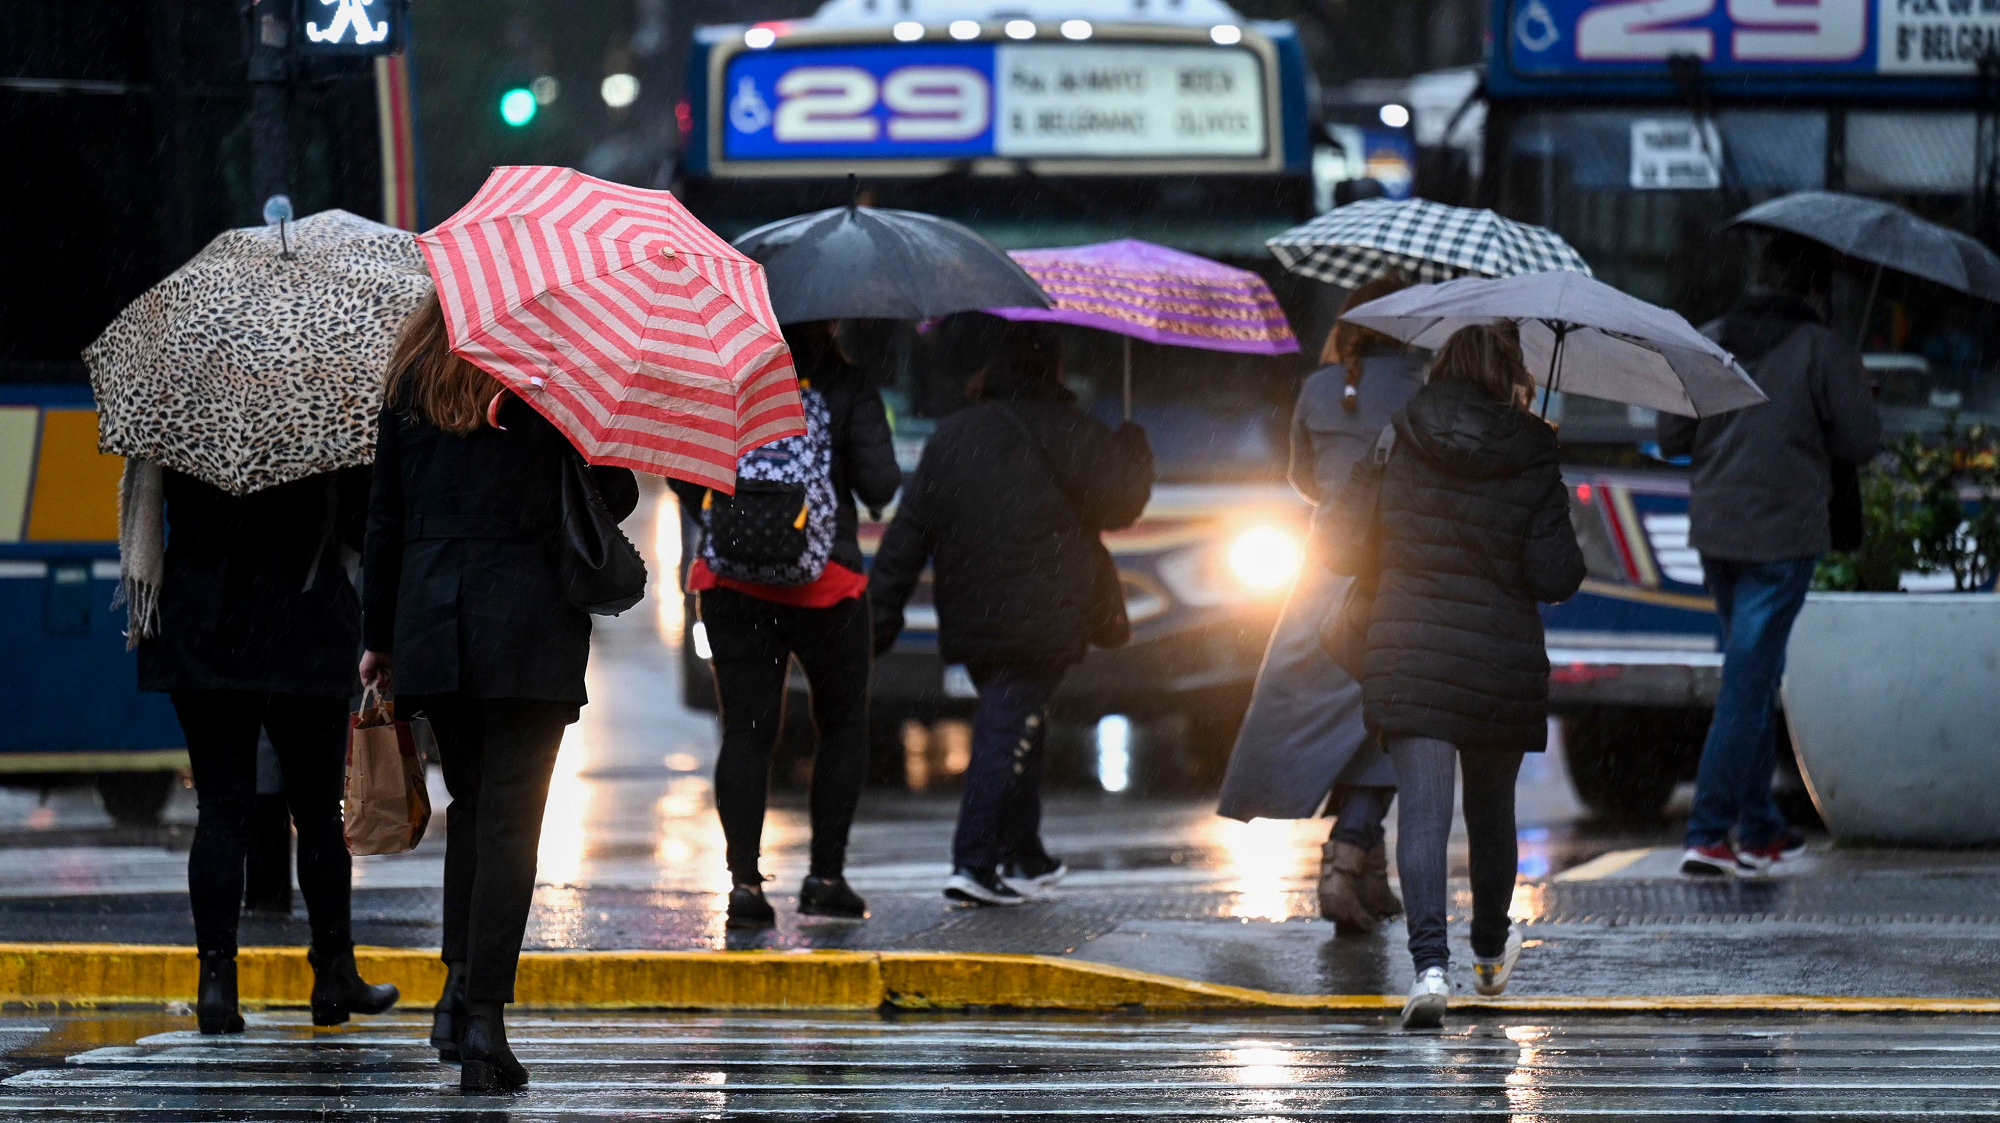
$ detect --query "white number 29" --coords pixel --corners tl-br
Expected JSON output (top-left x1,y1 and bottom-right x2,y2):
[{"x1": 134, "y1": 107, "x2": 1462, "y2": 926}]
[{"x1": 770, "y1": 64, "x2": 991, "y2": 144}]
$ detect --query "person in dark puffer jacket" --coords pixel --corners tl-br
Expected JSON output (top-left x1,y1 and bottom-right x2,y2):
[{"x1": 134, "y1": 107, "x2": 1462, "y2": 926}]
[{"x1": 1327, "y1": 321, "x2": 1584, "y2": 1028}]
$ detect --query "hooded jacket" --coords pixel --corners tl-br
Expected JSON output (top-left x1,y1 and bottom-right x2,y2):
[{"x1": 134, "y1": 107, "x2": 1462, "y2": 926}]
[
  {"x1": 868, "y1": 384, "x2": 1152, "y2": 669},
  {"x1": 1658, "y1": 293, "x2": 1881, "y2": 562},
  {"x1": 1342, "y1": 378, "x2": 1586, "y2": 753}
]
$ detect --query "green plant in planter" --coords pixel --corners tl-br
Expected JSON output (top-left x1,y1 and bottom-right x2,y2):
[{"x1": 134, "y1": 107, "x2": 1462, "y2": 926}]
[{"x1": 1817, "y1": 416, "x2": 2000, "y2": 592}]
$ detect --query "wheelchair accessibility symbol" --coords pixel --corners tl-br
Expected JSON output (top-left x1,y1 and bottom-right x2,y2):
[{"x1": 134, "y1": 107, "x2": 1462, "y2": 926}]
[
  {"x1": 729, "y1": 78, "x2": 772, "y2": 134},
  {"x1": 1514, "y1": 0, "x2": 1560, "y2": 54}
]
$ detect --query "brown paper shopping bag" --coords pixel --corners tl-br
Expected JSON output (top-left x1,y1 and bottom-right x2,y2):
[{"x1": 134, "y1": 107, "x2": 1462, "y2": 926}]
[{"x1": 344, "y1": 686, "x2": 432, "y2": 856}]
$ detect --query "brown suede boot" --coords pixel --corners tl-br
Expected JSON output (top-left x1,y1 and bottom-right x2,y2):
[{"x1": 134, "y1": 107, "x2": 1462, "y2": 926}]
[
  {"x1": 1359, "y1": 841, "x2": 1404, "y2": 919},
  {"x1": 1317, "y1": 840, "x2": 1376, "y2": 933}
]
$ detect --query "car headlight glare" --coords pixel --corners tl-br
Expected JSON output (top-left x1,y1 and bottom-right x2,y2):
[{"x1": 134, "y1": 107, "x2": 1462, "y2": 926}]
[{"x1": 1227, "y1": 525, "x2": 1302, "y2": 592}]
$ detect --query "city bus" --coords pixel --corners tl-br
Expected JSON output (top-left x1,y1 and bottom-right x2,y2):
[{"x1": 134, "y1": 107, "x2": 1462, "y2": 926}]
[
  {"x1": 675, "y1": 0, "x2": 1328, "y2": 790},
  {"x1": 1474, "y1": 0, "x2": 1999, "y2": 814}
]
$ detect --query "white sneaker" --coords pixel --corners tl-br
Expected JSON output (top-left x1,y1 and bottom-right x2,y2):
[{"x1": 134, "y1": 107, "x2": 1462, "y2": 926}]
[
  {"x1": 1473, "y1": 924, "x2": 1524, "y2": 996},
  {"x1": 1399, "y1": 967, "x2": 1450, "y2": 1029}
]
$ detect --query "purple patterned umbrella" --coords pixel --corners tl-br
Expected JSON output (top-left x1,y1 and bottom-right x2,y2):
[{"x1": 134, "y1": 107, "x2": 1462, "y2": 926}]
[{"x1": 987, "y1": 239, "x2": 1299, "y2": 355}]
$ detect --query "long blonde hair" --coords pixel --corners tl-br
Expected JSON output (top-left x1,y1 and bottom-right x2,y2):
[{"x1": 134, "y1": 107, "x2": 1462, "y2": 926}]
[
  {"x1": 385, "y1": 292, "x2": 503, "y2": 435},
  {"x1": 1322, "y1": 274, "x2": 1413, "y2": 413},
  {"x1": 1427, "y1": 322, "x2": 1536, "y2": 412}
]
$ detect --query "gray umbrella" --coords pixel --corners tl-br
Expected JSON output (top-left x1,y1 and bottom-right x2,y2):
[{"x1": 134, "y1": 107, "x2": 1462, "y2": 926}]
[
  {"x1": 732, "y1": 201, "x2": 1048, "y2": 324},
  {"x1": 1341, "y1": 271, "x2": 1767, "y2": 418},
  {"x1": 1731, "y1": 191, "x2": 2000, "y2": 304}
]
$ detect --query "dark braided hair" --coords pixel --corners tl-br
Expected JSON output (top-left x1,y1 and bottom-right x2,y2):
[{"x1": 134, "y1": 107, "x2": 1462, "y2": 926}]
[{"x1": 1323, "y1": 273, "x2": 1414, "y2": 412}]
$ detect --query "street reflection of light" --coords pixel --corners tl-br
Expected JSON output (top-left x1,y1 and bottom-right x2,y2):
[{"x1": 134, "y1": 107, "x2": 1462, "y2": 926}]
[
  {"x1": 1226, "y1": 1047, "x2": 1297, "y2": 1086},
  {"x1": 1094, "y1": 714, "x2": 1130, "y2": 793},
  {"x1": 537, "y1": 704, "x2": 599, "y2": 889},
  {"x1": 1511, "y1": 881, "x2": 1547, "y2": 922},
  {"x1": 653, "y1": 775, "x2": 729, "y2": 896},
  {"x1": 1505, "y1": 1025, "x2": 1548, "y2": 1109},
  {"x1": 654, "y1": 491, "x2": 684, "y2": 647},
  {"x1": 1211, "y1": 817, "x2": 1308, "y2": 920}
]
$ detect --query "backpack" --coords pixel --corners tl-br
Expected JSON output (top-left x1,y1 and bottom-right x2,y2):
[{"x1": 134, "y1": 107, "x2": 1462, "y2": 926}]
[{"x1": 699, "y1": 383, "x2": 837, "y2": 586}]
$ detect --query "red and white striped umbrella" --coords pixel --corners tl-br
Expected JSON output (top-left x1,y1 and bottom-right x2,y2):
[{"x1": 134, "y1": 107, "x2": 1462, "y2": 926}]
[{"x1": 417, "y1": 166, "x2": 802, "y2": 491}]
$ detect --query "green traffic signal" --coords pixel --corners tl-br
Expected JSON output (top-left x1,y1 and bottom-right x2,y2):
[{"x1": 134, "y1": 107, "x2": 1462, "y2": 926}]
[{"x1": 499, "y1": 87, "x2": 537, "y2": 127}]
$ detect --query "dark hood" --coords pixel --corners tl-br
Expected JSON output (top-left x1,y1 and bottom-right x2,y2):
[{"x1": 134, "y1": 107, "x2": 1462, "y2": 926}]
[
  {"x1": 1718, "y1": 292, "x2": 1823, "y2": 363},
  {"x1": 1394, "y1": 379, "x2": 1559, "y2": 479}
]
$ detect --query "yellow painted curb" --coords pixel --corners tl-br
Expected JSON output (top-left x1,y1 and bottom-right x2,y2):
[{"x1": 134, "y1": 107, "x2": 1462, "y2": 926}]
[{"x1": 0, "y1": 945, "x2": 1996, "y2": 1015}]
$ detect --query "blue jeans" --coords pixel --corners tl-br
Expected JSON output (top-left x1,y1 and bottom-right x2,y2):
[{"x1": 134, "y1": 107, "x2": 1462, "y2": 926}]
[{"x1": 1685, "y1": 556, "x2": 1817, "y2": 851}]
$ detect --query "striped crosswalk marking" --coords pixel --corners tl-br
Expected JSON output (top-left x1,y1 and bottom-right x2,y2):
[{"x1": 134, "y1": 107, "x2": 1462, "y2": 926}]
[{"x1": 5, "y1": 1014, "x2": 1999, "y2": 1117}]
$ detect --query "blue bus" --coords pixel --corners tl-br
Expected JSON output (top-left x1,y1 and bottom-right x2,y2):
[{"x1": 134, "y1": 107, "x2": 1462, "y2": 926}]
[
  {"x1": 677, "y1": 0, "x2": 1329, "y2": 790},
  {"x1": 1477, "y1": 0, "x2": 1998, "y2": 814}
]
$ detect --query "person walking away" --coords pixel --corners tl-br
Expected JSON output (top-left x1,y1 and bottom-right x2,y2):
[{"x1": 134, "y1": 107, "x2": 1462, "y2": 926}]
[
  {"x1": 869, "y1": 322, "x2": 1152, "y2": 905},
  {"x1": 1663, "y1": 233, "x2": 1881, "y2": 879},
  {"x1": 127, "y1": 457, "x2": 399, "y2": 1036},
  {"x1": 1324, "y1": 323, "x2": 1585, "y2": 1028},
  {"x1": 669, "y1": 321, "x2": 901, "y2": 929},
  {"x1": 1216, "y1": 275, "x2": 1421, "y2": 934},
  {"x1": 361, "y1": 294, "x2": 638, "y2": 1092}
]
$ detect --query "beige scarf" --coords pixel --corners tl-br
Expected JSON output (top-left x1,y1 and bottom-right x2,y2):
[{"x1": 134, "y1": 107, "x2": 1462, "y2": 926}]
[{"x1": 113, "y1": 457, "x2": 165, "y2": 650}]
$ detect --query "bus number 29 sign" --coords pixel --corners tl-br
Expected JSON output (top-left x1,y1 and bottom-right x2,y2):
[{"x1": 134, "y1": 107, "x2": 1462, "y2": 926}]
[
  {"x1": 721, "y1": 41, "x2": 1268, "y2": 163},
  {"x1": 1508, "y1": 0, "x2": 2000, "y2": 78}
]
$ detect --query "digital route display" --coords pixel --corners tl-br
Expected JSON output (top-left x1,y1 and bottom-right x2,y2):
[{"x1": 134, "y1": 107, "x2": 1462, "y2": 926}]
[{"x1": 717, "y1": 40, "x2": 1271, "y2": 165}]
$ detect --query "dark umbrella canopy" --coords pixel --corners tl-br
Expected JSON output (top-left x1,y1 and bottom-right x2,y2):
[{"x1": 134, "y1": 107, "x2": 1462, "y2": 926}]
[
  {"x1": 732, "y1": 203, "x2": 1049, "y2": 324},
  {"x1": 1731, "y1": 191, "x2": 2000, "y2": 303}
]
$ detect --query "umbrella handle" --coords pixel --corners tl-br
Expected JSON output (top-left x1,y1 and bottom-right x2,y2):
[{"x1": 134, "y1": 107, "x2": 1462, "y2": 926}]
[
  {"x1": 1539, "y1": 324, "x2": 1567, "y2": 420},
  {"x1": 486, "y1": 389, "x2": 512, "y2": 430},
  {"x1": 1854, "y1": 262, "x2": 1883, "y2": 352},
  {"x1": 1122, "y1": 336, "x2": 1132, "y2": 422}
]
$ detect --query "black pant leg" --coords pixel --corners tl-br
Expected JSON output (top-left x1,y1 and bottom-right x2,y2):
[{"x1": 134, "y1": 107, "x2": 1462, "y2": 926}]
[
  {"x1": 419, "y1": 694, "x2": 483, "y2": 969},
  {"x1": 262, "y1": 694, "x2": 355, "y2": 957},
  {"x1": 1459, "y1": 749, "x2": 1525, "y2": 961},
  {"x1": 782, "y1": 597, "x2": 872, "y2": 880},
  {"x1": 997, "y1": 668, "x2": 1063, "y2": 868},
  {"x1": 173, "y1": 690, "x2": 263, "y2": 958},
  {"x1": 953, "y1": 664, "x2": 1063, "y2": 871},
  {"x1": 701, "y1": 589, "x2": 790, "y2": 882},
  {"x1": 464, "y1": 698, "x2": 575, "y2": 1004}
]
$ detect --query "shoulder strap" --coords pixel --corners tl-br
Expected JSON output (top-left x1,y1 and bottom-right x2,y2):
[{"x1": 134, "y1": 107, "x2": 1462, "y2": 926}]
[{"x1": 994, "y1": 403, "x2": 1086, "y2": 521}]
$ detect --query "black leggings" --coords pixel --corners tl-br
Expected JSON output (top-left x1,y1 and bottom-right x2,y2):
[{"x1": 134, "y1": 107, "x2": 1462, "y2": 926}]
[
  {"x1": 173, "y1": 691, "x2": 352, "y2": 960},
  {"x1": 416, "y1": 694, "x2": 577, "y2": 1005},
  {"x1": 700, "y1": 589, "x2": 871, "y2": 882}
]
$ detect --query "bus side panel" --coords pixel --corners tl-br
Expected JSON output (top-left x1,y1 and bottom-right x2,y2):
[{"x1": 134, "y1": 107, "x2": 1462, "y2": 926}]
[
  {"x1": 1265, "y1": 24, "x2": 1313, "y2": 175},
  {"x1": 0, "y1": 564, "x2": 182, "y2": 755}
]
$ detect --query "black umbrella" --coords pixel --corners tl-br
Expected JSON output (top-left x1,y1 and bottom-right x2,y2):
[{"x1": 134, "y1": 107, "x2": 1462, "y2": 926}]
[
  {"x1": 732, "y1": 186, "x2": 1048, "y2": 324},
  {"x1": 1731, "y1": 192, "x2": 2000, "y2": 340}
]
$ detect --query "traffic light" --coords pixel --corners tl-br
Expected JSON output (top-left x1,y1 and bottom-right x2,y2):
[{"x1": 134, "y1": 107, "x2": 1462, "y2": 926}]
[{"x1": 499, "y1": 87, "x2": 536, "y2": 127}]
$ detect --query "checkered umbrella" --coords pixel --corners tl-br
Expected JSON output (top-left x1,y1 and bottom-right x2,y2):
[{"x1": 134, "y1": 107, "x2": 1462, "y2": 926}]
[{"x1": 1266, "y1": 198, "x2": 1592, "y2": 288}]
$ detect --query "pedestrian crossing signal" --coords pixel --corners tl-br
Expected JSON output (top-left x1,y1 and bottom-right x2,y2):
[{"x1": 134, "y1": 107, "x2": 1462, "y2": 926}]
[{"x1": 293, "y1": 0, "x2": 404, "y2": 56}]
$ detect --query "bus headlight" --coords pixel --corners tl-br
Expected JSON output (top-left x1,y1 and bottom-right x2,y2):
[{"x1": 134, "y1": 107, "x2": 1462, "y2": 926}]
[
  {"x1": 1227, "y1": 525, "x2": 1301, "y2": 592},
  {"x1": 1158, "y1": 524, "x2": 1303, "y2": 606}
]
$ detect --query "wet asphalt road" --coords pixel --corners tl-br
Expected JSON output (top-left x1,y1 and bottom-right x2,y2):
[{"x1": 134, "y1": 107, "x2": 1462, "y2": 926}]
[{"x1": 4, "y1": 1010, "x2": 2000, "y2": 1120}]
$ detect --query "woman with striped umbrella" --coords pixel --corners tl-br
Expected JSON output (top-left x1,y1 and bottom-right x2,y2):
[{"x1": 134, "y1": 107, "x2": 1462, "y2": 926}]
[{"x1": 365, "y1": 167, "x2": 802, "y2": 1093}]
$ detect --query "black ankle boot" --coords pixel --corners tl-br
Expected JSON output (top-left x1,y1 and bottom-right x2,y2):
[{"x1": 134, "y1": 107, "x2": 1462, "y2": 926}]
[
  {"x1": 196, "y1": 951, "x2": 244, "y2": 1036},
  {"x1": 430, "y1": 962, "x2": 468, "y2": 1062},
  {"x1": 459, "y1": 1000, "x2": 528, "y2": 1093},
  {"x1": 307, "y1": 947, "x2": 399, "y2": 1027}
]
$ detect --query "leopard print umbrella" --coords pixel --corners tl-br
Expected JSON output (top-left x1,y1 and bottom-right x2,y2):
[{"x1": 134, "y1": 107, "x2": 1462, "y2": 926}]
[{"x1": 85, "y1": 209, "x2": 434, "y2": 495}]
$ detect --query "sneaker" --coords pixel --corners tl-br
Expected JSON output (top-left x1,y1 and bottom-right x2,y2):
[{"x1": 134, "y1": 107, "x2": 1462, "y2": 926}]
[
  {"x1": 1472, "y1": 924, "x2": 1524, "y2": 997},
  {"x1": 1001, "y1": 854, "x2": 1067, "y2": 897},
  {"x1": 799, "y1": 874, "x2": 867, "y2": 920},
  {"x1": 1736, "y1": 828, "x2": 1810, "y2": 877},
  {"x1": 725, "y1": 882, "x2": 776, "y2": 929},
  {"x1": 1680, "y1": 841, "x2": 1739, "y2": 877},
  {"x1": 1399, "y1": 967, "x2": 1450, "y2": 1029},
  {"x1": 944, "y1": 866, "x2": 1024, "y2": 907}
]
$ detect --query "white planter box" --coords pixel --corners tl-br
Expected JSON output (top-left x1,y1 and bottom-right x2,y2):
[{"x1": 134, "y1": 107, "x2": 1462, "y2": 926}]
[{"x1": 1783, "y1": 592, "x2": 2000, "y2": 845}]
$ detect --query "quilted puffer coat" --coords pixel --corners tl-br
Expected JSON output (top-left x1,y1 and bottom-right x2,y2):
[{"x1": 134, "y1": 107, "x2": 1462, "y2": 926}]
[{"x1": 1353, "y1": 378, "x2": 1586, "y2": 754}]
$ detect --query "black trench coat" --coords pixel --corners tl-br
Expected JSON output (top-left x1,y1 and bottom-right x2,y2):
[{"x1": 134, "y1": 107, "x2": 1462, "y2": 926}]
[
  {"x1": 138, "y1": 467, "x2": 370, "y2": 697},
  {"x1": 362, "y1": 397, "x2": 639, "y2": 705}
]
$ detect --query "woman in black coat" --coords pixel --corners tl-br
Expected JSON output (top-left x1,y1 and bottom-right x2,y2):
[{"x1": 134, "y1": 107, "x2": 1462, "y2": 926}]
[
  {"x1": 668, "y1": 321, "x2": 902, "y2": 930},
  {"x1": 361, "y1": 294, "x2": 637, "y2": 1092},
  {"x1": 870, "y1": 322, "x2": 1152, "y2": 905},
  {"x1": 1327, "y1": 322, "x2": 1584, "y2": 1029},
  {"x1": 138, "y1": 467, "x2": 399, "y2": 1035}
]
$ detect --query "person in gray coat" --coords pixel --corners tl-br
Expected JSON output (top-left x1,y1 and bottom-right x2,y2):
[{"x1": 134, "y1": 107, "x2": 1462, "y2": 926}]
[
  {"x1": 1661, "y1": 232, "x2": 1881, "y2": 879},
  {"x1": 1215, "y1": 275, "x2": 1421, "y2": 932}
]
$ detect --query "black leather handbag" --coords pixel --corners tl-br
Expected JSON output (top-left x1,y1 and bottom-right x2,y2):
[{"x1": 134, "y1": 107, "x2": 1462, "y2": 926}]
[{"x1": 557, "y1": 453, "x2": 647, "y2": 616}]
